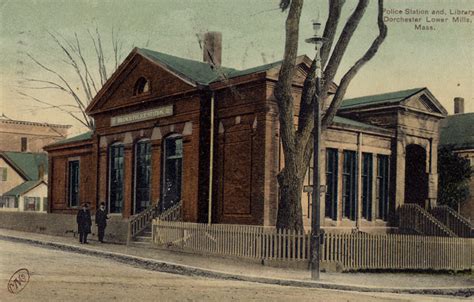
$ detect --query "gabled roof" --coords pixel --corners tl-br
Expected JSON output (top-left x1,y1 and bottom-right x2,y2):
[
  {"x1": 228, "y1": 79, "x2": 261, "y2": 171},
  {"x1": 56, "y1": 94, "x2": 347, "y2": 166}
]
[
  {"x1": 138, "y1": 48, "x2": 313, "y2": 85},
  {"x1": 0, "y1": 152, "x2": 48, "y2": 181},
  {"x1": 3, "y1": 180, "x2": 45, "y2": 197},
  {"x1": 340, "y1": 88, "x2": 424, "y2": 109},
  {"x1": 138, "y1": 48, "x2": 237, "y2": 85},
  {"x1": 332, "y1": 116, "x2": 391, "y2": 133},
  {"x1": 87, "y1": 47, "x2": 315, "y2": 114},
  {"x1": 439, "y1": 113, "x2": 474, "y2": 150}
]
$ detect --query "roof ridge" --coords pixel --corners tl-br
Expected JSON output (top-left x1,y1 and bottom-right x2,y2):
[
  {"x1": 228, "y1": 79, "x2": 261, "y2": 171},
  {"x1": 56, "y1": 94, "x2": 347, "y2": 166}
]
[{"x1": 343, "y1": 87, "x2": 425, "y2": 102}]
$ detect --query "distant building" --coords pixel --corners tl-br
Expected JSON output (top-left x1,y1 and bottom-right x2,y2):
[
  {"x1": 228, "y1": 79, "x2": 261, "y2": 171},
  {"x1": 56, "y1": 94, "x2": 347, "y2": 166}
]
[
  {"x1": 0, "y1": 115, "x2": 70, "y2": 153},
  {"x1": 0, "y1": 151, "x2": 48, "y2": 212},
  {"x1": 439, "y1": 98, "x2": 474, "y2": 221}
]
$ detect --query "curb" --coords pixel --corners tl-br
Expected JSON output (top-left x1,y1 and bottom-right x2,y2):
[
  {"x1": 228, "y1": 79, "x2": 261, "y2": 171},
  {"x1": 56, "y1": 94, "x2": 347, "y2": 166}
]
[{"x1": 1, "y1": 234, "x2": 472, "y2": 297}]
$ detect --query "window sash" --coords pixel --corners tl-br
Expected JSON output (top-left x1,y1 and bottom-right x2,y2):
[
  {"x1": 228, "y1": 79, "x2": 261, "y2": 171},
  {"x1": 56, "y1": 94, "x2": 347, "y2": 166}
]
[
  {"x1": 342, "y1": 150, "x2": 356, "y2": 220},
  {"x1": 361, "y1": 153, "x2": 373, "y2": 220},
  {"x1": 109, "y1": 145, "x2": 125, "y2": 213},
  {"x1": 376, "y1": 155, "x2": 390, "y2": 220},
  {"x1": 161, "y1": 136, "x2": 183, "y2": 212},
  {"x1": 68, "y1": 160, "x2": 80, "y2": 207},
  {"x1": 325, "y1": 148, "x2": 338, "y2": 220},
  {"x1": 134, "y1": 141, "x2": 151, "y2": 213}
]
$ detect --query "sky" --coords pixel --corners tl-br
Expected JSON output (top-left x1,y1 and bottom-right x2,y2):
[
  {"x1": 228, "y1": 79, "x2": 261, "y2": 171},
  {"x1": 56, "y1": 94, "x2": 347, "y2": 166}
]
[{"x1": 0, "y1": 0, "x2": 472, "y2": 136}]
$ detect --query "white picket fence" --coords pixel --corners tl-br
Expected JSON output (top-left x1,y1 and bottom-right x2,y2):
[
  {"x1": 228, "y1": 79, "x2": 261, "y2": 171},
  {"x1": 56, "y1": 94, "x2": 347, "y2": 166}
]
[{"x1": 152, "y1": 220, "x2": 473, "y2": 271}]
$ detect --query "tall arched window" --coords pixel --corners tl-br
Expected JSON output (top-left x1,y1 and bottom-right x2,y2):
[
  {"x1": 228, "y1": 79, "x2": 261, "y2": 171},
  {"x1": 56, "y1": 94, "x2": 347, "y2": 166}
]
[
  {"x1": 161, "y1": 134, "x2": 183, "y2": 212},
  {"x1": 134, "y1": 139, "x2": 151, "y2": 214},
  {"x1": 109, "y1": 143, "x2": 124, "y2": 213}
]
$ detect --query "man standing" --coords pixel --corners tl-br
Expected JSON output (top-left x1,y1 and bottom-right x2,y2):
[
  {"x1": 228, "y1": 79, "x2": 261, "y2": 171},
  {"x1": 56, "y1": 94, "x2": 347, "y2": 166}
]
[
  {"x1": 76, "y1": 203, "x2": 92, "y2": 244},
  {"x1": 95, "y1": 202, "x2": 109, "y2": 243}
]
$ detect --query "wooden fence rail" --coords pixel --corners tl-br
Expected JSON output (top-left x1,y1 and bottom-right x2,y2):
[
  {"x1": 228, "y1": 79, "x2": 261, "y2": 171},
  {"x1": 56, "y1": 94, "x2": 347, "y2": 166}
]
[{"x1": 153, "y1": 220, "x2": 472, "y2": 271}]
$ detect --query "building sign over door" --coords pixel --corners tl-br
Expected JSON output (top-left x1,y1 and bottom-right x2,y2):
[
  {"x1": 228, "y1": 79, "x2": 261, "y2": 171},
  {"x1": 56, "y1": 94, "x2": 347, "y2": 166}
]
[{"x1": 111, "y1": 105, "x2": 173, "y2": 126}]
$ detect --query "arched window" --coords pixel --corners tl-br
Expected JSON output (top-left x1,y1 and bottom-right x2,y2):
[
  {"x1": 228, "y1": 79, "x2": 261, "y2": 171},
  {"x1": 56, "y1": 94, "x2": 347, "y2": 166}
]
[
  {"x1": 161, "y1": 134, "x2": 183, "y2": 212},
  {"x1": 109, "y1": 143, "x2": 124, "y2": 213},
  {"x1": 134, "y1": 77, "x2": 150, "y2": 95},
  {"x1": 134, "y1": 139, "x2": 151, "y2": 214}
]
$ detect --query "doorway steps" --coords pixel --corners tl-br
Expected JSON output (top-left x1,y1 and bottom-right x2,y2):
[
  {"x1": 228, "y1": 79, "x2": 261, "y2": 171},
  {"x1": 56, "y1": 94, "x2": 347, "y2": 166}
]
[
  {"x1": 128, "y1": 200, "x2": 183, "y2": 245},
  {"x1": 430, "y1": 205, "x2": 473, "y2": 238},
  {"x1": 398, "y1": 204, "x2": 473, "y2": 237},
  {"x1": 132, "y1": 226, "x2": 152, "y2": 245}
]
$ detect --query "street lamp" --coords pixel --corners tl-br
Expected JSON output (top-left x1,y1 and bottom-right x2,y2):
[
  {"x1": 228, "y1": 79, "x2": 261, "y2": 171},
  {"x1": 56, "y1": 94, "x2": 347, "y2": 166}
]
[{"x1": 305, "y1": 19, "x2": 326, "y2": 280}]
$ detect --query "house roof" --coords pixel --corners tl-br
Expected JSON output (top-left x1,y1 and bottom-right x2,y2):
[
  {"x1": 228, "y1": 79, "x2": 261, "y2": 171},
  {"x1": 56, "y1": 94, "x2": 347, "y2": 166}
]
[
  {"x1": 138, "y1": 48, "x2": 237, "y2": 85},
  {"x1": 47, "y1": 131, "x2": 93, "y2": 147},
  {"x1": 439, "y1": 113, "x2": 474, "y2": 150},
  {"x1": 340, "y1": 87, "x2": 425, "y2": 110},
  {"x1": 3, "y1": 180, "x2": 45, "y2": 197},
  {"x1": 332, "y1": 116, "x2": 390, "y2": 133},
  {"x1": 0, "y1": 152, "x2": 47, "y2": 181},
  {"x1": 138, "y1": 48, "x2": 312, "y2": 85}
]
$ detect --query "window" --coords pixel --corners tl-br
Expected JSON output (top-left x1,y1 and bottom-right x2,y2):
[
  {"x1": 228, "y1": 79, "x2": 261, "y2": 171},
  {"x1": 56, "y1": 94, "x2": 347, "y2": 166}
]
[
  {"x1": 134, "y1": 140, "x2": 152, "y2": 214},
  {"x1": 361, "y1": 153, "x2": 373, "y2": 220},
  {"x1": 2, "y1": 197, "x2": 18, "y2": 208},
  {"x1": 0, "y1": 167, "x2": 7, "y2": 181},
  {"x1": 134, "y1": 77, "x2": 150, "y2": 95},
  {"x1": 342, "y1": 150, "x2": 357, "y2": 220},
  {"x1": 24, "y1": 197, "x2": 40, "y2": 211},
  {"x1": 376, "y1": 154, "x2": 390, "y2": 220},
  {"x1": 109, "y1": 143, "x2": 124, "y2": 214},
  {"x1": 161, "y1": 135, "x2": 183, "y2": 212},
  {"x1": 68, "y1": 160, "x2": 80, "y2": 207},
  {"x1": 21, "y1": 137, "x2": 28, "y2": 152},
  {"x1": 325, "y1": 148, "x2": 338, "y2": 220}
]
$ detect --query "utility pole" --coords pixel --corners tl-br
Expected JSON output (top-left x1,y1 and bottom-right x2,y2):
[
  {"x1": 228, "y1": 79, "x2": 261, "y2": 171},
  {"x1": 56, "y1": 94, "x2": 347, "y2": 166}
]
[{"x1": 305, "y1": 19, "x2": 326, "y2": 281}]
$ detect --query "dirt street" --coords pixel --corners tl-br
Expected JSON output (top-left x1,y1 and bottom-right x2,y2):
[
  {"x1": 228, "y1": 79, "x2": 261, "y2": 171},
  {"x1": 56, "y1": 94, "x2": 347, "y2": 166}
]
[{"x1": 0, "y1": 240, "x2": 466, "y2": 301}]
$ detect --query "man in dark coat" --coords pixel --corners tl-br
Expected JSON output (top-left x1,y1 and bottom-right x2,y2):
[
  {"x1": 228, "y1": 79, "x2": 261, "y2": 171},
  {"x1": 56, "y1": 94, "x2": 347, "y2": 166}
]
[
  {"x1": 95, "y1": 202, "x2": 109, "y2": 243},
  {"x1": 76, "y1": 203, "x2": 92, "y2": 244}
]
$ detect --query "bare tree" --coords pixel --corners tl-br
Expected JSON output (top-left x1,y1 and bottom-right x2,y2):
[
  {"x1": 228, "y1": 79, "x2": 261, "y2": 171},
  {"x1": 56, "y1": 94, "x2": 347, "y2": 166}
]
[
  {"x1": 275, "y1": 0, "x2": 388, "y2": 230},
  {"x1": 18, "y1": 27, "x2": 125, "y2": 130}
]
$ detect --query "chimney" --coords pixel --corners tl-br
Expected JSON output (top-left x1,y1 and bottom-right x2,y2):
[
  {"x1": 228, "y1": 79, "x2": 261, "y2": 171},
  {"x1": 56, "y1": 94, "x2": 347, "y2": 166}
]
[
  {"x1": 454, "y1": 97, "x2": 464, "y2": 114},
  {"x1": 202, "y1": 32, "x2": 222, "y2": 67},
  {"x1": 38, "y1": 163, "x2": 45, "y2": 181}
]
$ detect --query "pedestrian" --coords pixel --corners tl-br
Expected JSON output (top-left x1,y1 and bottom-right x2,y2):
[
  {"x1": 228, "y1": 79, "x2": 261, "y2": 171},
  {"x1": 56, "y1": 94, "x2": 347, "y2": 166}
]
[
  {"x1": 95, "y1": 202, "x2": 109, "y2": 243},
  {"x1": 76, "y1": 203, "x2": 91, "y2": 244}
]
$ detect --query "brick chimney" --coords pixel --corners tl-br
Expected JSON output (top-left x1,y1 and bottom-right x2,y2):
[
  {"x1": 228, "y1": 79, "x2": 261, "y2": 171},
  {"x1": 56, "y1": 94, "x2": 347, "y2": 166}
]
[
  {"x1": 454, "y1": 97, "x2": 464, "y2": 114},
  {"x1": 202, "y1": 32, "x2": 222, "y2": 67}
]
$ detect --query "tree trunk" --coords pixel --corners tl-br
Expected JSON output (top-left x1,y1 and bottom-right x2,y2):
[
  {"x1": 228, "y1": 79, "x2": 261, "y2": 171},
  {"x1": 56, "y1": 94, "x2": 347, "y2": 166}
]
[{"x1": 276, "y1": 168, "x2": 304, "y2": 231}]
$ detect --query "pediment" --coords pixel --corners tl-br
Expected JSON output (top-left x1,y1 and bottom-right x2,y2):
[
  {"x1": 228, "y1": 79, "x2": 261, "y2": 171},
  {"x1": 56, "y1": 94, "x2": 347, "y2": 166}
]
[
  {"x1": 402, "y1": 89, "x2": 448, "y2": 116},
  {"x1": 266, "y1": 55, "x2": 338, "y2": 93},
  {"x1": 86, "y1": 49, "x2": 197, "y2": 115}
]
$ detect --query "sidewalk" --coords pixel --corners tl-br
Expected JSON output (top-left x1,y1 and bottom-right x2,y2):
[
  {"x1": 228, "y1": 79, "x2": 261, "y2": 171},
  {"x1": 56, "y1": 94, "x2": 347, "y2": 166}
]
[{"x1": 0, "y1": 228, "x2": 472, "y2": 296}]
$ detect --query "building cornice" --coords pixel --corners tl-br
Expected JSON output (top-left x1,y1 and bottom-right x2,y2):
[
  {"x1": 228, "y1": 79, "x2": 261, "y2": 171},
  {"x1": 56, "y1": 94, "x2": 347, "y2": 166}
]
[{"x1": 0, "y1": 119, "x2": 71, "y2": 129}]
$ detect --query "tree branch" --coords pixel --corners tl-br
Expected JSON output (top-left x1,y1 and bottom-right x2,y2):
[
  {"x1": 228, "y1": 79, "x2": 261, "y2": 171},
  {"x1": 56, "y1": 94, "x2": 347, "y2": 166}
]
[
  {"x1": 322, "y1": 0, "x2": 387, "y2": 130},
  {"x1": 17, "y1": 91, "x2": 91, "y2": 128},
  {"x1": 321, "y1": 0, "x2": 368, "y2": 97},
  {"x1": 321, "y1": 0, "x2": 345, "y2": 69},
  {"x1": 275, "y1": 0, "x2": 303, "y2": 161}
]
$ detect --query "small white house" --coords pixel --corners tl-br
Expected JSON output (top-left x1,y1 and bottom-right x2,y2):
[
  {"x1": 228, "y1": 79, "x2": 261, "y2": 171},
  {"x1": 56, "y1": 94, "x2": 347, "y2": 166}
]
[
  {"x1": 2, "y1": 180, "x2": 48, "y2": 212},
  {"x1": 0, "y1": 151, "x2": 48, "y2": 212}
]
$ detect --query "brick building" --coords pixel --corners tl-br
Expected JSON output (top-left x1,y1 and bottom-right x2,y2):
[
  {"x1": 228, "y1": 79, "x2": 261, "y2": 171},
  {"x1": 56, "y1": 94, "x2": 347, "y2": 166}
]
[
  {"x1": 45, "y1": 34, "x2": 448, "y2": 233},
  {"x1": 0, "y1": 115, "x2": 70, "y2": 153}
]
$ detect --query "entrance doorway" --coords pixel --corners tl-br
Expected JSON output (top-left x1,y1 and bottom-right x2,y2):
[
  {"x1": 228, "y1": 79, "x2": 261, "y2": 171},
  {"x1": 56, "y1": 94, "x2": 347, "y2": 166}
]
[{"x1": 404, "y1": 144, "x2": 428, "y2": 208}]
